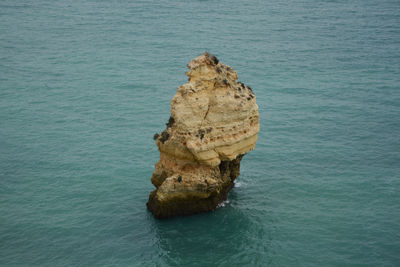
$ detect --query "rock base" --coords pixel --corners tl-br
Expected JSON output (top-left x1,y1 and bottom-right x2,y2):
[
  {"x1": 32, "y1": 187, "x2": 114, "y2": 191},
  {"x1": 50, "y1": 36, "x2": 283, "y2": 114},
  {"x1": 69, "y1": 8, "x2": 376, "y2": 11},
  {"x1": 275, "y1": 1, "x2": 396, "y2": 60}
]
[{"x1": 147, "y1": 155, "x2": 243, "y2": 219}]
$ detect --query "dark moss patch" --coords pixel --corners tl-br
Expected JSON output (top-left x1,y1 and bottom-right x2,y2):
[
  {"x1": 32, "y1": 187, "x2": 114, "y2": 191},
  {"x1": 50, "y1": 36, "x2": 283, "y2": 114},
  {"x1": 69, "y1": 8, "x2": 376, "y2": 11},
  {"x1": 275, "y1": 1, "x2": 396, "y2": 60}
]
[
  {"x1": 166, "y1": 116, "x2": 175, "y2": 128},
  {"x1": 198, "y1": 129, "x2": 205, "y2": 140},
  {"x1": 204, "y1": 52, "x2": 219, "y2": 65},
  {"x1": 159, "y1": 130, "x2": 170, "y2": 144}
]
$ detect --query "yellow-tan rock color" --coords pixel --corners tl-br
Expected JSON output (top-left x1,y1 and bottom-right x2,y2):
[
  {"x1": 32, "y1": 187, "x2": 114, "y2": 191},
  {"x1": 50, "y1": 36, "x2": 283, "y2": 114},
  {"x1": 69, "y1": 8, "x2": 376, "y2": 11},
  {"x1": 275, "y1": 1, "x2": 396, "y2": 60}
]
[{"x1": 147, "y1": 52, "x2": 259, "y2": 218}]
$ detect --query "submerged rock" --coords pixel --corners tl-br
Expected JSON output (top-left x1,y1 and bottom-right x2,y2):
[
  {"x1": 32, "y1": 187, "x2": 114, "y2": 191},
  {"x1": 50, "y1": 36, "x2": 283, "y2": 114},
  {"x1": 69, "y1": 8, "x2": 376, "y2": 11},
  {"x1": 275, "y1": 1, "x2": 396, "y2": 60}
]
[{"x1": 147, "y1": 52, "x2": 259, "y2": 218}]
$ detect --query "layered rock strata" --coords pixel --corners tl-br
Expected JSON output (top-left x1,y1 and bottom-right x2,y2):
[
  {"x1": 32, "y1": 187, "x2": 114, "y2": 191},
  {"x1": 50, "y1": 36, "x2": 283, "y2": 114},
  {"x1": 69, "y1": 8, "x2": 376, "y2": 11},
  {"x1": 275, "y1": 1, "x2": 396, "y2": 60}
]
[{"x1": 147, "y1": 52, "x2": 259, "y2": 218}]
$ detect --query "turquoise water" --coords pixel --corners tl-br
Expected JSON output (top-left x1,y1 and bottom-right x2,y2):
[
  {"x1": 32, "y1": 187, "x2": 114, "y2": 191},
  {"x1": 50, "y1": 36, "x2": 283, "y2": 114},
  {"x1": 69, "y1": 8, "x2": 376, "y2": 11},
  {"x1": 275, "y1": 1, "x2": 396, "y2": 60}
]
[{"x1": 1, "y1": 0, "x2": 400, "y2": 265}]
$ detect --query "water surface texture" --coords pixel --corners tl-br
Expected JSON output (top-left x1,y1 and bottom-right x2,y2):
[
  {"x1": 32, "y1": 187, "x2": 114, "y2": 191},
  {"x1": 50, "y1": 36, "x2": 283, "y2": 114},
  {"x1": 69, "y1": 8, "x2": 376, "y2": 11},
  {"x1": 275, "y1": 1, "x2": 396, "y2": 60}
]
[{"x1": 1, "y1": 0, "x2": 400, "y2": 265}]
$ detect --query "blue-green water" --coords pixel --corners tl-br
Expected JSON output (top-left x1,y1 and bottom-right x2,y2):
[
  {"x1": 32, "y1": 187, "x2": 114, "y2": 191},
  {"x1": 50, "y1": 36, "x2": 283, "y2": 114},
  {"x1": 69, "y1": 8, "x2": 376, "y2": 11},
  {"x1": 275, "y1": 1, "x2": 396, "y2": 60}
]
[{"x1": 1, "y1": 0, "x2": 400, "y2": 265}]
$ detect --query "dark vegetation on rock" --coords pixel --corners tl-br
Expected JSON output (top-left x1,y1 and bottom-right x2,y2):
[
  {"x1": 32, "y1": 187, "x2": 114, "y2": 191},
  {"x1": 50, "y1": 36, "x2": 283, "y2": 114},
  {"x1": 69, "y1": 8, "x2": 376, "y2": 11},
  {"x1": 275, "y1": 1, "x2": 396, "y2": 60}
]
[{"x1": 159, "y1": 131, "x2": 170, "y2": 144}]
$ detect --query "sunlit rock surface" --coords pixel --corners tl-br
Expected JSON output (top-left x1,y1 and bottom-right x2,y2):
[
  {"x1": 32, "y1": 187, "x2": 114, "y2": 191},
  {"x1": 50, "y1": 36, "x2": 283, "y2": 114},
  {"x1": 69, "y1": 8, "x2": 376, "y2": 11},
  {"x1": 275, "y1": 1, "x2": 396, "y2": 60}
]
[{"x1": 147, "y1": 52, "x2": 259, "y2": 218}]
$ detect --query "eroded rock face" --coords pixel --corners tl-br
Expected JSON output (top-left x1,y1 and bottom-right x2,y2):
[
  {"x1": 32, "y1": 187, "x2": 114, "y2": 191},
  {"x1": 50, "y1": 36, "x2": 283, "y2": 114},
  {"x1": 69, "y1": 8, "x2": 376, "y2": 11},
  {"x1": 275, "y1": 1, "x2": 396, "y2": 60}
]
[{"x1": 147, "y1": 52, "x2": 259, "y2": 218}]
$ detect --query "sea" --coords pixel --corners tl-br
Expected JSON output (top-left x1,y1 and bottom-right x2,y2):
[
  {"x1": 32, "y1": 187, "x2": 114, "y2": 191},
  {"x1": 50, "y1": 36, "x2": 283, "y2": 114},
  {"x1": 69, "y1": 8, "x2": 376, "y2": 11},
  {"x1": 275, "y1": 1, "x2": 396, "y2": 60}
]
[{"x1": 1, "y1": 0, "x2": 399, "y2": 266}]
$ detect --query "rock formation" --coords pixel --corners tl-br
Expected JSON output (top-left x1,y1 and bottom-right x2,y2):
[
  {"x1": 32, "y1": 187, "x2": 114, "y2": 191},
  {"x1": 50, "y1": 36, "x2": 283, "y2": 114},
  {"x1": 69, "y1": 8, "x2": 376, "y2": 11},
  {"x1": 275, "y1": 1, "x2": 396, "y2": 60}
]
[{"x1": 147, "y1": 52, "x2": 259, "y2": 218}]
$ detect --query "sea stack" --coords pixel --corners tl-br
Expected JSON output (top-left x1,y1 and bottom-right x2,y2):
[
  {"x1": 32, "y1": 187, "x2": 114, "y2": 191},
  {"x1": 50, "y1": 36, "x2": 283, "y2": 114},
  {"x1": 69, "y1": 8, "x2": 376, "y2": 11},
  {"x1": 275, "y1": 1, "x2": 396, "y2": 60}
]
[{"x1": 147, "y1": 52, "x2": 260, "y2": 218}]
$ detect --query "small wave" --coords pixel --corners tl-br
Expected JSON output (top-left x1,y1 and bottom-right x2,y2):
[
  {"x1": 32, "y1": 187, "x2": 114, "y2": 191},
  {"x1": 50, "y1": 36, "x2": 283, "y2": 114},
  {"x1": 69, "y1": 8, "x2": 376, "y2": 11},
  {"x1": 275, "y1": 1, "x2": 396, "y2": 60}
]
[
  {"x1": 234, "y1": 181, "x2": 243, "y2": 188},
  {"x1": 217, "y1": 200, "x2": 230, "y2": 208}
]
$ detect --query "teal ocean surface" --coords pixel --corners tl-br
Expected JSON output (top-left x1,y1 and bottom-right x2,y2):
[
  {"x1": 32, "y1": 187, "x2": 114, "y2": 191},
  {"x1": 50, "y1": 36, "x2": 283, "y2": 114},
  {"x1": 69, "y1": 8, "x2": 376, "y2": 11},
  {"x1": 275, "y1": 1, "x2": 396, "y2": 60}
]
[{"x1": 1, "y1": 0, "x2": 399, "y2": 265}]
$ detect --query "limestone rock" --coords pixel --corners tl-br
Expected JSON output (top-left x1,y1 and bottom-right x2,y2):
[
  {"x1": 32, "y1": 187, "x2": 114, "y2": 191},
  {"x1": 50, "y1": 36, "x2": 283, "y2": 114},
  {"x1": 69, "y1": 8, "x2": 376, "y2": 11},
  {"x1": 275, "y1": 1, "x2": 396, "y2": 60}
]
[{"x1": 147, "y1": 52, "x2": 259, "y2": 218}]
